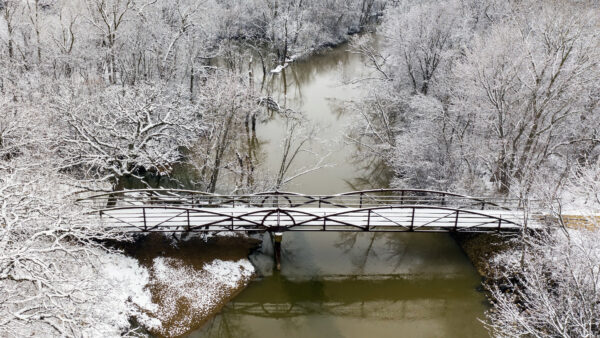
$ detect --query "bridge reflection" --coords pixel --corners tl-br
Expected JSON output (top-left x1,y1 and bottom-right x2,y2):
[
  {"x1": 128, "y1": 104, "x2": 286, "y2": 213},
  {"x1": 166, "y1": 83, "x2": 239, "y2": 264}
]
[
  {"x1": 224, "y1": 275, "x2": 483, "y2": 318},
  {"x1": 193, "y1": 273, "x2": 488, "y2": 338}
]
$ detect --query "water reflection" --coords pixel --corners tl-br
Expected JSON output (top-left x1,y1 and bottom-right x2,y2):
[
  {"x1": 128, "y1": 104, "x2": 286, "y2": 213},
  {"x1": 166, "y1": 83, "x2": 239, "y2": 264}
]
[
  {"x1": 187, "y1": 39, "x2": 489, "y2": 338},
  {"x1": 261, "y1": 46, "x2": 358, "y2": 107},
  {"x1": 190, "y1": 232, "x2": 489, "y2": 338}
]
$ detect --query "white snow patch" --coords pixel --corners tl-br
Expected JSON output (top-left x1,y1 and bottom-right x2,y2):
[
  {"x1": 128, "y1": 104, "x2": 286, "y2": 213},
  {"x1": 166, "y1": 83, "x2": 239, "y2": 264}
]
[
  {"x1": 270, "y1": 63, "x2": 289, "y2": 73},
  {"x1": 146, "y1": 257, "x2": 255, "y2": 336},
  {"x1": 83, "y1": 252, "x2": 160, "y2": 336},
  {"x1": 203, "y1": 259, "x2": 255, "y2": 288}
]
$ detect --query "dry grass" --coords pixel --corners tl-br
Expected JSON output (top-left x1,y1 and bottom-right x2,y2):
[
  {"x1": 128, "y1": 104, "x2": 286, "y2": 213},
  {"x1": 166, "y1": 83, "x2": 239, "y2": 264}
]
[{"x1": 561, "y1": 215, "x2": 600, "y2": 231}]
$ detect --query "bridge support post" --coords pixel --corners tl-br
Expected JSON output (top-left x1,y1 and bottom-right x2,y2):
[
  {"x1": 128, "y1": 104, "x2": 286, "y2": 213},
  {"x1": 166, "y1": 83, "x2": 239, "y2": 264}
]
[{"x1": 271, "y1": 232, "x2": 283, "y2": 271}]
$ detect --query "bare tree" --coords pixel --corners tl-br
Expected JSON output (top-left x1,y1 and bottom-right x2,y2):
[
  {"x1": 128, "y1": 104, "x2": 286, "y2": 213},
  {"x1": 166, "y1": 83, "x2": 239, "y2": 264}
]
[
  {"x1": 85, "y1": 0, "x2": 135, "y2": 84},
  {"x1": 0, "y1": 168, "x2": 138, "y2": 336},
  {"x1": 353, "y1": 0, "x2": 600, "y2": 196},
  {"x1": 55, "y1": 83, "x2": 205, "y2": 190},
  {"x1": 452, "y1": 2, "x2": 600, "y2": 194},
  {"x1": 383, "y1": 0, "x2": 467, "y2": 95},
  {"x1": 273, "y1": 115, "x2": 331, "y2": 190}
]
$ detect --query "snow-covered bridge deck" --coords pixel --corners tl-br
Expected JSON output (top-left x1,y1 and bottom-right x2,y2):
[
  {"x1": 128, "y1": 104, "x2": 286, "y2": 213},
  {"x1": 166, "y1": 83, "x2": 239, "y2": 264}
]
[
  {"x1": 79, "y1": 189, "x2": 543, "y2": 234},
  {"x1": 98, "y1": 206, "x2": 535, "y2": 233}
]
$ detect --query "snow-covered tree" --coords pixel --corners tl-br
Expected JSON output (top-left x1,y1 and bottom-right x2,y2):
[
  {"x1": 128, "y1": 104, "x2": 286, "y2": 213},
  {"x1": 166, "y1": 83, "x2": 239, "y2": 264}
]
[
  {"x1": 452, "y1": 2, "x2": 600, "y2": 194},
  {"x1": 486, "y1": 161, "x2": 600, "y2": 337},
  {"x1": 188, "y1": 73, "x2": 262, "y2": 193},
  {"x1": 348, "y1": 0, "x2": 472, "y2": 191},
  {"x1": 486, "y1": 227, "x2": 600, "y2": 337},
  {"x1": 353, "y1": 0, "x2": 600, "y2": 195},
  {"x1": 55, "y1": 83, "x2": 205, "y2": 190},
  {"x1": 384, "y1": 0, "x2": 468, "y2": 95},
  {"x1": 0, "y1": 100, "x2": 153, "y2": 335}
]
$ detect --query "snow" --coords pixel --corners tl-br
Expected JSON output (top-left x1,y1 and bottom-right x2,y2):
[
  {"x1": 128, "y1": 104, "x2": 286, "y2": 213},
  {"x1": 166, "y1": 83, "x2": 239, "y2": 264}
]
[
  {"x1": 82, "y1": 252, "x2": 159, "y2": 336},
  {"x1": 491, "y1": 227, "x2": 600, "y2": 288},
  {"x1": 203, "y1": 259, "x2": 255, "y2": 288},
  {"x1": 270, "y1": 63, "x2": 289, "y2": 73},
  {"x1": 102, "y1": 206, "x2": 538, "y2": 232},
  {"x1": 559, "y1": 188, "x2": 600, "y2": 215},
  {"x1": 143, "y1": 257, "x2": 254, "y2": 337},
  {"x1": 76, "y1": 252, "x2": 255, "y2": 337}
]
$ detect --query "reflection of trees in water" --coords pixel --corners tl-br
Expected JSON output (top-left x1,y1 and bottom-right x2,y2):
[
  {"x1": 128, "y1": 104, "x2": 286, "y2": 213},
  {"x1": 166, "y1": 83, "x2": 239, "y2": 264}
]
[
  {"x1": 258, "y1": 45, "x2": 356, "y2": 113},
  {"x1": 382, "y1": 233, "x2": 410, "y2": 272},
  {"x1": 201, "y1": 41, "x2": 375, "y2": 194},
  {"x1": 198, "y1": 313, "x2": 250, "y2": 338},
  {"x1": 328, "y1": 97, "x2": 350, "y2": 120},
  {"x1": 263, "y1": 47, "x2": 353, "y2": 92},
  {"x1": 334, "y1": 232, "x2": 409, "y2": 274},
  {"x1": 334, "y1": 232, "x2": 380, "y2": 275},
  {"x1": 345, "y1": 155, "x2": 393, "y2": 191},
  {"x1": 278, "y1": 234, "x2": 324, "y2": 278}
]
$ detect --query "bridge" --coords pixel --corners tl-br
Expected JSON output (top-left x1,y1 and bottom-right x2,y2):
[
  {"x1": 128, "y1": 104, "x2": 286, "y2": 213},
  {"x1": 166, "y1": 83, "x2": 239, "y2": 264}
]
[
  {"x1": 78, "y1": 189, "x2": 543, "y2": 269},
  {"x1": 78, "y1": 188, "x2": 542, "y2": 234}
]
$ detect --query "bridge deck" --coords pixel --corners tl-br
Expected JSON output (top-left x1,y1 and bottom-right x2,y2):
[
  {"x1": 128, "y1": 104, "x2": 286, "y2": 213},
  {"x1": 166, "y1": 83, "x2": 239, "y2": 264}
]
[
  {"x1": 78, "y1": 189, "x2": 545, "y2": 234},
  {"x1": 99, "y1": 206, "x2": 539, "y2": 233}
]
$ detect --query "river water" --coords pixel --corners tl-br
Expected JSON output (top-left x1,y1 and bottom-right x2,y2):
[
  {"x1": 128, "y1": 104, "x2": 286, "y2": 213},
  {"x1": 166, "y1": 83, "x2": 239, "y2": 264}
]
[{"x1": 188, "y1": 42, "x2": 489, "y2": 337}]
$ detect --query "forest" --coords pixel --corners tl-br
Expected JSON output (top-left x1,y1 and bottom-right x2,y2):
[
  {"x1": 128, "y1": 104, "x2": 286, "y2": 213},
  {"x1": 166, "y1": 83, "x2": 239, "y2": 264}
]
[{"x1": 1, "y1": 0, "x2": 599, "y2": 336}]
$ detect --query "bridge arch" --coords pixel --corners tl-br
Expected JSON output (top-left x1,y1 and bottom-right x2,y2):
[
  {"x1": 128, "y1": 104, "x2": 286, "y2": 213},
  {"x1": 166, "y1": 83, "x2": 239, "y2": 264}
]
[{"x1": 77, "y1": 188, "x2": 525, "y2": 211}]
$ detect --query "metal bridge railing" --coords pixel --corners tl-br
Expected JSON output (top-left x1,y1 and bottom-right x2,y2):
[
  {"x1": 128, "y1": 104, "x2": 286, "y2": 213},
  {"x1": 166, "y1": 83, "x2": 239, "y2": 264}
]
[
  {"x1": 97, "y1": 205, "x2": 527, "y2": 234},
  {"x1": 77, "y1": 188, "x2": 535, "y2": 211}
]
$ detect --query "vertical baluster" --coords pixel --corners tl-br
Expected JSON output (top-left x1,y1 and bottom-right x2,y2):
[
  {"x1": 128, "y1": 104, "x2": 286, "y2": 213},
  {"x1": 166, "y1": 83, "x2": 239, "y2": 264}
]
[
  {"x1": 454, "y1": 210, "x2": 460, "y2": 231},
  {"x1": 143, "y1": 207, "x2": 147, "y2": 232},
  {"x1": 186, "y1": 209, "x2": 191, "y2": 231}
]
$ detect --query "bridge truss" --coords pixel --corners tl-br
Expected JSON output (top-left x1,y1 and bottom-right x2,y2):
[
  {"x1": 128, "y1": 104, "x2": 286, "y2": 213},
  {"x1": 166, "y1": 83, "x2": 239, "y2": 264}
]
[{"x1": 78, "y1": 189, "x2": 541, "y2": 234}]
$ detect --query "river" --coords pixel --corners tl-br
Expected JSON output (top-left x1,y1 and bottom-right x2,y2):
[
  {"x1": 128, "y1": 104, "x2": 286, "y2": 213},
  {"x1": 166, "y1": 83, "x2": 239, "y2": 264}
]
[{"x1": 187, "y1": 41, "x2": 489, "y2": 337}]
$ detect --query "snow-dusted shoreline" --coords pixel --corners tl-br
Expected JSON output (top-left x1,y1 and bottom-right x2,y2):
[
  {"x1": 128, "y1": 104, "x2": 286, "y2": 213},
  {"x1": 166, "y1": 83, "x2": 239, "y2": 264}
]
[
  {"x1": 99, "y1": 252, "x2": 255, "y2": 337},
  {"x1": 142, "y1": 257, "x2": 254, "y2": 336}
]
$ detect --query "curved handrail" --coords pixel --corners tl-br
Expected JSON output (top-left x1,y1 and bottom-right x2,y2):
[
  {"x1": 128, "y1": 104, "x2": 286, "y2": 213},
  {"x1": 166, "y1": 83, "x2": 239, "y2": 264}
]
[
  {"x1": 77, "y1": 188, "x2": 525, "y2": 211},
  {"x1": 78, "y1": 188, "x2": 514, "y2": 201}
]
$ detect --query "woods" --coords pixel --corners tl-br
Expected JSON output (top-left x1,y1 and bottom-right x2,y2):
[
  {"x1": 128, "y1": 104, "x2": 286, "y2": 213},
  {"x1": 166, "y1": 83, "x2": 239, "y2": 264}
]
[
  {"x1": 0, "y1": 0, "x2": 386, "y2": 335},
  {"x1": 1, "y1": 0, "x2": 599, "y2": 336},
  {"x1": 350, "y1": 1, "x2": 600, "y2": 336},
  {"x1": 352, "y1": 0, "x2": 600, "y2": 197}
]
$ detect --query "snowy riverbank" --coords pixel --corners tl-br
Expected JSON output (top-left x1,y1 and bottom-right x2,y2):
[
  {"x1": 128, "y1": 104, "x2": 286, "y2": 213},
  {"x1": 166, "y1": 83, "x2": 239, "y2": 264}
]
[
  {"x1": 455, "y1": 224, "x2": 600, "y2": 336},
  {"x1": 139, "y1": 257, "x2": 254, "y2": 336},
  {"x1": 98, "y1": 234, "x2": 259, "y2": 337}
]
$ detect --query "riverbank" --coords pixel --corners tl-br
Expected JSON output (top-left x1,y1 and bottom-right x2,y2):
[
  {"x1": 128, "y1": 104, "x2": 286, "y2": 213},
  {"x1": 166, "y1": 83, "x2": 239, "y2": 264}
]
[
  {"x1": 452, "y1": 233, "x2": 518, "y2": 283},
  {"x1": 122, "y1": 234, "x2": 261, "y2": 337}
]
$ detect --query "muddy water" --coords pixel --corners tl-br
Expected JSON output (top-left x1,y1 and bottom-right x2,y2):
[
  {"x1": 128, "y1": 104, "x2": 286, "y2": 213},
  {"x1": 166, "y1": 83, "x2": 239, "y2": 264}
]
[
  {"x1": 252, "y1": 41, "x2": 390, "y2": 193},
  {"x1": 188, "y1": 42, "x2": 489, "y2": 337}
]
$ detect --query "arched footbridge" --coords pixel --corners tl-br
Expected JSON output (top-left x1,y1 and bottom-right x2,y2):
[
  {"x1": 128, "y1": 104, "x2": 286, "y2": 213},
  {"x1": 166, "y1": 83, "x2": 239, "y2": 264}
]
[{"x1": 77, "y1": 189, "x2": 544, "y2": 234}]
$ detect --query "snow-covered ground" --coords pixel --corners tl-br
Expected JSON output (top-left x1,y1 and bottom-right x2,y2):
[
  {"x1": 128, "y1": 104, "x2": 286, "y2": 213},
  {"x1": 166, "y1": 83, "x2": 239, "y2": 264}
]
[
  {"x1": 85, "y1": 253, "x2": 160, "y2": 336},
  {"x1": 142, "y1": 257, "x2": 254, "y2": 337},
  {"x1": 86, "y1": 252, "x2": 254, "y2": 337}
]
